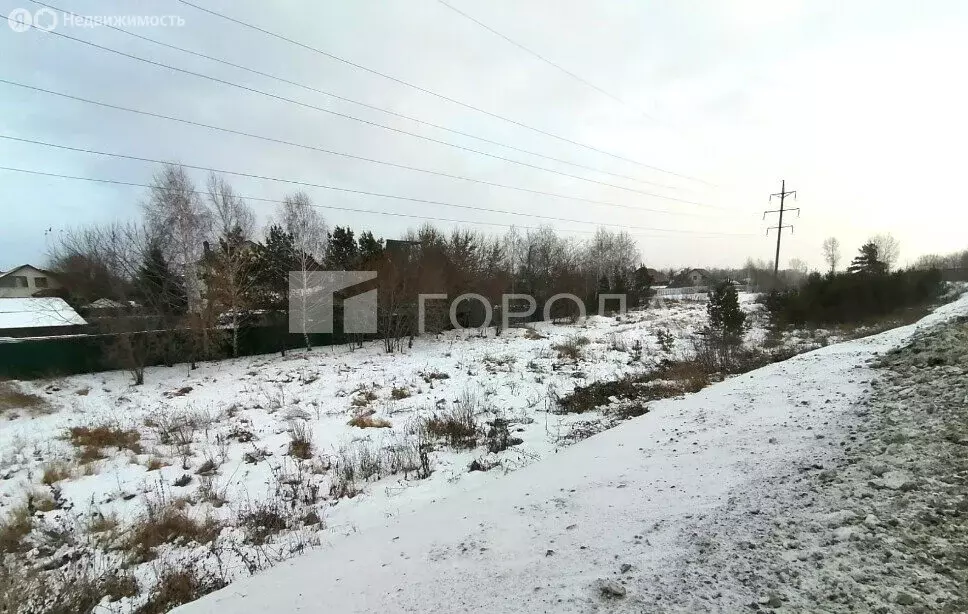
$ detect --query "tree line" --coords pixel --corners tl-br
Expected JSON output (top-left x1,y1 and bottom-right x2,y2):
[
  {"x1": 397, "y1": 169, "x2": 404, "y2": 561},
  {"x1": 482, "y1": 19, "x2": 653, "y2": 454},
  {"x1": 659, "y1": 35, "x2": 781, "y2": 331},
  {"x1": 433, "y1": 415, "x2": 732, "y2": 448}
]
[
  {"x1": 765, "y1": 240, "x2": 946, "y2": 327},
  {"x1": 48, "y1": 164, "x2": 656, "y2": 383}
]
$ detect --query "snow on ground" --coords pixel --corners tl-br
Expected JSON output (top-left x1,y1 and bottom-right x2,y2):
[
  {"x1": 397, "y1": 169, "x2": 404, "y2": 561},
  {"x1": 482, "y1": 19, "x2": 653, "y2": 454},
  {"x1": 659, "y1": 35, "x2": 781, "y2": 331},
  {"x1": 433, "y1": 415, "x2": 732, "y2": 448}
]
[
  {"x1": 170, "y1": 293, "x2": 968, "y2": 613},
  {"x1": 1, "y1": 294, "x2": 771, "y2": 609}
]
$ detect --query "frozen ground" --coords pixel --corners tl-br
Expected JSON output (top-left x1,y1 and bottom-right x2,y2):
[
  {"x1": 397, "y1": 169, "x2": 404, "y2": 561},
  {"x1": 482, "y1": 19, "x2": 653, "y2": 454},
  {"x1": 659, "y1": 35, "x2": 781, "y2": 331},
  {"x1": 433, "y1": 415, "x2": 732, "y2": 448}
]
[
  {"x1": 2, "y1": 294, "x2": 774, "y2": 611},
  {"x1": 170, "y1": 293, "x2": 968, "y2": 614}
]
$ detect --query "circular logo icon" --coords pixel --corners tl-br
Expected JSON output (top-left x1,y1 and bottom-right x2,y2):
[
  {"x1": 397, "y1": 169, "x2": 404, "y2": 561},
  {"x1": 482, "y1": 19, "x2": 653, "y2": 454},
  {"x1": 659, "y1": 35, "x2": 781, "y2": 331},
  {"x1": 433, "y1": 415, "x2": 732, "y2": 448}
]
[
  {"x1": 32, "y1": 7, "x2": 57, "y2": 31},
  {"x1": 7, "y1": 7, "x2": 32, "y2": 32}
]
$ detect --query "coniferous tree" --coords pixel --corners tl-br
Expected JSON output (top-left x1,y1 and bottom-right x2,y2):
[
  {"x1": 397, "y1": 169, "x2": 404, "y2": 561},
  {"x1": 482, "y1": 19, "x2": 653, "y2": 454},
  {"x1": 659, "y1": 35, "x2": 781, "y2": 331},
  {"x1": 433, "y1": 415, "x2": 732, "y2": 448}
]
[
  {"x1": 847, "y1": 242, "x2": 887, "y2": 275},
  {"x1": 325, "y1": 226, "x2": 359, "y2": 270},
  {"x1": 632, "y1": 267, "x2": 655, "y2": 307},
  {"x1": 253, "y1": 224, "x2": 297, "y2": 311},
  {"x1": 136, "y1": 243, "x2": 187, "y2": 317},
  {"x1": 357, "y1": 231, "x2": 385, "y2": 267},
  {"x1": 703, "y1": 280, "x2": 747, "y2": 372},
  {"x1": 707, "y1": 280, "x2": 746, "y2": 345}
]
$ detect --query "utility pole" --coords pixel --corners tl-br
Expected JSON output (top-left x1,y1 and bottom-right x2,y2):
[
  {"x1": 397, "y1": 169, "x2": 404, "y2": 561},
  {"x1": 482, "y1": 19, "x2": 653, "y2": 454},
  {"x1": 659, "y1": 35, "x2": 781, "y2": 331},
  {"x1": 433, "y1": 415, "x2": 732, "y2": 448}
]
[{"x1": 763, "y1": 180, "x2": 798, "y2": 286}]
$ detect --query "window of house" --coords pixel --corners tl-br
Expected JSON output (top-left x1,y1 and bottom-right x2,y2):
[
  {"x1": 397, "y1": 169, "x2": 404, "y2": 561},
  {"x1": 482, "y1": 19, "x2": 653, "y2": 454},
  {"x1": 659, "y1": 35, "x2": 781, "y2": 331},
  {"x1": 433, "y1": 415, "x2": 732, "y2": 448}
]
[
  {"x1": 34, "y1": 277, "x2": 49, "y2": 288},
  {"x1": 0, "y1": 276, "x2": 28, "y2": 288}
]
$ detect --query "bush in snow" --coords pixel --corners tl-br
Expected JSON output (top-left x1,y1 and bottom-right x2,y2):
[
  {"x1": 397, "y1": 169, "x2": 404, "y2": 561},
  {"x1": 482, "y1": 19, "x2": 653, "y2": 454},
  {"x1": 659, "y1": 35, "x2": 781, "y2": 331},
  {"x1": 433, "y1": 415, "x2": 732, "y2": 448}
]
[
  {"x1": 421, "y1": 395, "x2": 478, "y2": 450},
  {"x1": 286, "y1": 420, "x2": 314, "y2": 460}
]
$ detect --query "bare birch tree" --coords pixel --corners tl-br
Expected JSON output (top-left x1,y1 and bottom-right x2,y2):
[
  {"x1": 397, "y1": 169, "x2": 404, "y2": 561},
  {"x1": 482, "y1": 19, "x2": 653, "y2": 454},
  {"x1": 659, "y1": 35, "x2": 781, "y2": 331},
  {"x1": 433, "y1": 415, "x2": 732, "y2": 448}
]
[
  {"x1": 281, "y1": 192, "x2": 327, "y2": 351},
  {"x1": 143, "y1": 164, "x2": 213, "y2": 367},
  {"x1": 870, "y1": 233, "x2": 901, "y2": 271},
  {"x1": 205, "y1": 173, "x2": 256, "y2": 357},
  {"x1": 822, "y1": 237, "x2": 841, "y2": 273}
]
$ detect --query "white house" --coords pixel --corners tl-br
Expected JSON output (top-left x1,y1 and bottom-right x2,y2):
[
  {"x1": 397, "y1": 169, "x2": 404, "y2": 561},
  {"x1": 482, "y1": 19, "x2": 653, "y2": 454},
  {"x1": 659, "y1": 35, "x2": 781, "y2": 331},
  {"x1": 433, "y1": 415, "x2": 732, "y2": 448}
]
[
  {"x1": 0, "y1": 265, "x2": 63, "y2": 298},
  {"x1": 669, "y1": 268, "x2": 711, "y2": 288}
]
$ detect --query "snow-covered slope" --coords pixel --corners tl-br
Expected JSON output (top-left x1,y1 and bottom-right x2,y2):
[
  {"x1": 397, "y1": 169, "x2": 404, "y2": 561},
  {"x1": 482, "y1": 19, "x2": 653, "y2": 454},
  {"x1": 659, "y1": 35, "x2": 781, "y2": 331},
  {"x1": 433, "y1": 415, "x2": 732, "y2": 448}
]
[{"x1": 175, "y1": 294, "x2": 968, "y2": 613}]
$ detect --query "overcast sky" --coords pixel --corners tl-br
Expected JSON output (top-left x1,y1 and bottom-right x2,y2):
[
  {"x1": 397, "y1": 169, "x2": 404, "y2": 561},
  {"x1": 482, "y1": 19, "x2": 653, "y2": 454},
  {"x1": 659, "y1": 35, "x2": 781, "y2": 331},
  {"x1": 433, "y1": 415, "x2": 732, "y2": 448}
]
[{"x1": 1, "y1": 0, "x2": 966, "y2": 272}]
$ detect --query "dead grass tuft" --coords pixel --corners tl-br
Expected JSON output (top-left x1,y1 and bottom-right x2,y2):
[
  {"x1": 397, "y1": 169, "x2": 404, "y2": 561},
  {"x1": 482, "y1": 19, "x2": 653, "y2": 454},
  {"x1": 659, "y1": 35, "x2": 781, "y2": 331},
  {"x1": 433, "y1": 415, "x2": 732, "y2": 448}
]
[
  {"x1": 68, "y1": 425, "x2": 142, "y2": 456},
  {"x1": 390, "y1": 386, "x2": 411, "y2": 400},
  {"x1": 124, "y1": 502, "x2": 222, "y2": 563},
  {"x1": 237, "y1": 500, "x2": 290, "y2": 546},
  {"x1": 422, "y1": 398, "x2": 478, "y2": 449},
  {"x1": 77, "y1": 446, "x2": 107, "y2": 464},
  {"x1": 87, "y1": 511, "x2": 120, "y2": 535},
  {"x1": 41, "y1": 461, "x2": 72, "y2": 485},
  {"x1": 558, "y1": 359, "x2": 713, "y2": 415},
  {"x1": 144, "y1": 457, "x2": 169, "y2": 471},
  {"x1": 553, "y1": 336, "x2": 584, "y2": 362},
  {"x1": 287, "y1": 421, "x2": 314, "y2": 459},
  {"x1": 420, "y1": 370, "x2": 450, "y2": 384},
  {"x1": 350, "y1": 391, "x2": 378, "y2": 407},
  {"x1": 0, "y1": 381, "x2": 49, "y2": 415},
  {"x1": 347, "y1": 415, "x2": 392, "y2": 429},
  {"x1": 0, "y1": 504, "x2": 32, "y2": 555},
  {"x1": 523, "y1": 326, "x2": 546, "y2": 340},
  {"x1": 29, "y1": 489, "x2": 58, "y2": 513},
  {"x1": 134, "y1": 565, "x2": 226, "y2": 614}
]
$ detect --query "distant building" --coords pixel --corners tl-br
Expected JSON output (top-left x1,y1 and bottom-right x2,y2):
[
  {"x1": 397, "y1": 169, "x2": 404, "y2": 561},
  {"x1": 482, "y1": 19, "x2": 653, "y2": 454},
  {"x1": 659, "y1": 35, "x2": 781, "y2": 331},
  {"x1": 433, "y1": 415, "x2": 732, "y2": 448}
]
[
  {"x1": 643, "y1": 267, "x2": 670, "y2": 286},
  {"x1": 669, "y1": 268, "x2": 711, "y2": 288},
  {"x1": 0, "y1": 297, "x2": 87, "y2": 338},
  {"x1": 0, "y1": 265, "x2": 63, "y2": 298}
]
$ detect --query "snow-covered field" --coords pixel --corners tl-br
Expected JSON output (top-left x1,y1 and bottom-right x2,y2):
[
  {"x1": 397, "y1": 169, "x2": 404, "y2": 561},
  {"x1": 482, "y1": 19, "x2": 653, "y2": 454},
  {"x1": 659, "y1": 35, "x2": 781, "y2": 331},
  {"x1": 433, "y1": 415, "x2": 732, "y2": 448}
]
[
  {"x1": 2, "y1": 294, "x2": 774, "y2": 611},
  {"x1": 169, "y1": 290, "x2": 968, "y2": 614}
]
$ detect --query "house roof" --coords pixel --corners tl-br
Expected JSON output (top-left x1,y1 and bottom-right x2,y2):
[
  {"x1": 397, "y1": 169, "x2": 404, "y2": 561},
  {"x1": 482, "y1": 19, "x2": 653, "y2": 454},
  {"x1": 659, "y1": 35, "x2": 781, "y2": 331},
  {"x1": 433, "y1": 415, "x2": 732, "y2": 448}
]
[
  {"x1": 0, "y1": 298, "x2": 87, "y2": 330},
  {"x1": 0, "y1": 264, "x2": 55, "y2": 280}
]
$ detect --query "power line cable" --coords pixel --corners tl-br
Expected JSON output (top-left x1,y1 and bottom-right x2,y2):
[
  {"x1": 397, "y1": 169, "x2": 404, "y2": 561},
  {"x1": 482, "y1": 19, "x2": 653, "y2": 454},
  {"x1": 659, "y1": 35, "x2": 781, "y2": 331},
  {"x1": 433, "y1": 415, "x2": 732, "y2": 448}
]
[
  {"x1": 436, "y1": 0, "x2": 658, "y2": 123},
  {"x1": 0, "y1": 165, "x2": 751, "y2": 240},
  {"x1": 0, "y1": 140, "x2": 754, "y2": 237},
  {"x1": 0, "y1": 133, "x2": 719, "y2": 220},
  {"x1": 0, "y1": 78, "x2": 725, "y2": 212},
  {"x1": 25, "y1": 0, "x2": 687, "y2": 193},
  {"x1": 175, "y1": 0, "x2": 716, "y2": 186},
  {"x1": 13, "y1": 13, "x2": 698, "y2": 199}
]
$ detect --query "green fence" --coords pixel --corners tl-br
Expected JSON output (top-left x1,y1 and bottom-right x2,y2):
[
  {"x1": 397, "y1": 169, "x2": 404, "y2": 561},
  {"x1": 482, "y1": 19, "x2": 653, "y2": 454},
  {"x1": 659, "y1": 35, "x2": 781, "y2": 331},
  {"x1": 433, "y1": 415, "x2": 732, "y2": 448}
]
[{"x1": 0, "y1": 325, "x2": 376, "y2": 380}]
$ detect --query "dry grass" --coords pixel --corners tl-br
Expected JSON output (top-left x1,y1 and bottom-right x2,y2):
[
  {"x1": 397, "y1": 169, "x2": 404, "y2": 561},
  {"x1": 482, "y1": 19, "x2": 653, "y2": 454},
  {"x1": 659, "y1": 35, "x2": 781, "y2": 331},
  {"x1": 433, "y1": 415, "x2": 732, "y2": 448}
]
[
  {"x1": 29, "y1": 489, "x2": 58, "y2": 512},
  {"x1": 553, "y1": 335, "x2": 586, "y2": 362},
  {"x1": 347, "y1": 415, "x2": 393, "y2": 429},
  {"x1": 0, "y1": 561, "x2": 139, "y2": 614},
  {"x1": 0, "y1": 381, "x2": 49, "y2": 415},
  {"x1": 523, "y1": 326, "x2": 546, "y2": 340},
  {"x1": 422, "y1": 401, "x2": 478, "y2": 449},
  {"x1": 0, "y1": 504, "x2": 32, "y2": 555},
  {"x1": 558, "y1": 359, "x2": 713, "y2": 415},
  {"x1": 134, "y1": 565, "x2": 226, "y2": 614},
  {"x1": 350, "y1": 389, "x2": 379, "y2": 407},
  {"x1": 87, "y1": 511, "x2": 120, "y2": 535},
  {"x1": 144, "y1": 457, "x2": 169, "y2": 471},
  {"x1": 41, "y1": 461, "x2": 73, "y2": 485},
  {"x1": 77, "y1": 446, "x2": 107, "y2": 464},
  {"x1": 287, "y1": 421, "x2": 314, "y2": 459},
  {"x1": 237, "y1": 500, "x2": 289, "y2": 546},
  {"x1": 124, "y1": 503, "x2": 222, "y2": 563},
  {"x1": 390, "y1": 386, "x2": 411, "y2": 400},
  {"x1": 654, "y1": 360, "x2": 712, "y2": 393},
  {"x1": 420, "y1": 370, "x2": 450, "y2": 384},
  {"x1": 68, "y1": 425, "x2": 143, "y2": 455}
]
